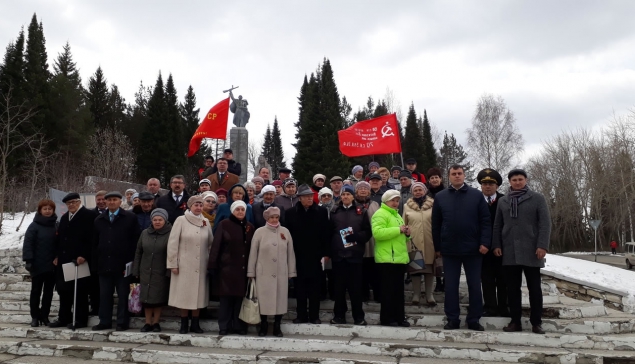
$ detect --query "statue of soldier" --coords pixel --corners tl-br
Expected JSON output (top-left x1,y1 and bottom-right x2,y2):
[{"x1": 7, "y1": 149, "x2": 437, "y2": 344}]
[{"x1": 229, "y1": 90, "x2": 250, "y2": 128}]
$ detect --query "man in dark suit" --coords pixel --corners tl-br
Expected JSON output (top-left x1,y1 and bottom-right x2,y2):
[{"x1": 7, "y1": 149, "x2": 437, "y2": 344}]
[
  {"x1": 155, "y1": 175, "x2": 191, "y2": 224},
  {"x1": 207, "y1": 158, "x2": 240, "y2": 192},
  {"x1": 252, "y1": 185, "x2": 285, "y2": 228},
  {"x1": 478, "y1": 168, "x2": 509, "y2": 317},
  {"x1": 49, "y1": 192, "x2": 99, "y2": 329},
  {"x1": 91, "y1": 191, "x2": 140, "y2": 331},
  {"x1": 93, "y1": 190, "x2": 108, "y2": 214},
  {"x1": 202, "y1": 149, "x2": 242, "y2": 178},
  {"x1": 285, "y1": 184, "x2": 330, "y2": 324}
]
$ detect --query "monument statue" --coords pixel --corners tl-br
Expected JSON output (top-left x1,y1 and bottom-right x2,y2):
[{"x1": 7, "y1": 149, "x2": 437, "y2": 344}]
[
  {"x1": 256, "y1": 155, "x2": 271, "y2": 174},
  {"x1": 224, "y1": 86, "x2": 250, "y2": 128}
]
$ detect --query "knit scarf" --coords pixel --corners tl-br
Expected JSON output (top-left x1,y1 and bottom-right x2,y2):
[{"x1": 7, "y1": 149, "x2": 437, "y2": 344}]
[
  {"x1": 266, "y1": 222, "x2": 280, "y2": 229},
  {"x1": 413, "y1": 196, "x2": 426, "y2": 208},
  {"x1": 508, "y1": 185, "x2": 529, "y2": 218}
]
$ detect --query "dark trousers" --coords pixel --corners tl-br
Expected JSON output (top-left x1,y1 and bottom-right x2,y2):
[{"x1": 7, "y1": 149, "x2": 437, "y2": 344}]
[
  {"x1": 98, "y1": 273, "x2": 130, "y2": 326},
  {"x1": 88, "y1": 274, "x2": 100, "y2": 313},
  {"x1": 481, "y1": 253, "x2": 508, "y2": 315},
  {"x1": 505, "y1": 265, "x2": 542, "y2": 326},
  {"x1": 57, "y1": 286, "x2": 88, "y2": 325},
  {"x1": 612, "y1": 248, "x2": 617, "y2": 254},
  {"x1": 443, "y1": 254, "x2": 483, "y2": 324},
  {"x1": 321, "y1": 269, "x2": 335, "y2": 300},
  {"x1": 362, "y1": 257, "x2": 382, "y2": 302},
  {"x1": 219, "y1": 296, "x2": 245, "y2": 331},
  {"x1": 332, "y1": 260, "x2": 364, "y2": 322},
  {"x1": 294, "y1": 276, "x2": 321, "y2": 321},
  {"x1": 377, "y1": 263, "x2": 405, "y2": 325},
  {"x1": 30, "y1": 273, "x2": 56, "y2": 320}
]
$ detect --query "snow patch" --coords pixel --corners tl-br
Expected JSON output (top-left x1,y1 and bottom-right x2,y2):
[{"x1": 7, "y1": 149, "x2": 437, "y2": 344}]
[
  {"x1": 544, "y1": 254, "x2": 635, "y2": 312},
  {"x1": 0, "y1": 213, "x2": 34, "y2": 250}
]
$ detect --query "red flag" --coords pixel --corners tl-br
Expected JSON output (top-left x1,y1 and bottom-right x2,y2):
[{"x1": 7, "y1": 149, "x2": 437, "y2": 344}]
[
  {"x1": 338, "y1": 113, "x2": 402, "y2": 157},
  {"x1": 188, "y1": 98, "x2": 230, "y2": 157}
]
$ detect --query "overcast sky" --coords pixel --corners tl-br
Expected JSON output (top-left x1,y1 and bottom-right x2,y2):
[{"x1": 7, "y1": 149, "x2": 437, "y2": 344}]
[{"x1": 2, "y1": 1, "x2": 635, "y2": 166}]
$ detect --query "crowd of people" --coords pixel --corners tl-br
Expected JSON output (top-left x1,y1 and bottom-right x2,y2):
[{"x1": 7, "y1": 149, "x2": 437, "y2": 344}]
[{"x1": 22, "y1": 147, "x2": 552, "y2": 336}]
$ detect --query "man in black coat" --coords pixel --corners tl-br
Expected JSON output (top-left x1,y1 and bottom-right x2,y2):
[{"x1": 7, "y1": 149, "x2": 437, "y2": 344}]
[
  {"x1": 91, "y1": 191, "x2": 140, "y2": 331},
  {"x1": 252, "y1": 185, "x2": 285, "y2": 228},
  {"x1": 478, "y1": 168, "x2": 509, "y2": 318},
  {"x1": 50, "y1": 192, "x2": 99, "y2": 329},
  {"x1": 432, "y1": 165, "x2": 491, "y2": 332},
  {"x1": 155, "y1": 174, "x2": 191, "y2": 224},
  {"x1": 285, "y1": 184, "x2": 330, "y2": 324},
  {"x1": 327, "y1": 185, "x2": 372, "y2": 325}
]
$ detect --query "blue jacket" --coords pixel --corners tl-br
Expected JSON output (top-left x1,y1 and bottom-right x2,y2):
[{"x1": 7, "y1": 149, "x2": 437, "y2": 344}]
[
  {"x1": 431, "y1": 184, "x2": 491, "y2": 256},
  {"x1": 213, "y1": 184, "x2": 255, "y2": 233}
]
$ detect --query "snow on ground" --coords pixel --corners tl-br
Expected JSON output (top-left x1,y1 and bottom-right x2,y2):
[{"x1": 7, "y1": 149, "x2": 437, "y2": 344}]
[
  {"x1": 545, "y1": 254, "x2": 635, "y2": 312},
  {"x1": 0, "y1": 213, "x2": 34, "y2": 250}
]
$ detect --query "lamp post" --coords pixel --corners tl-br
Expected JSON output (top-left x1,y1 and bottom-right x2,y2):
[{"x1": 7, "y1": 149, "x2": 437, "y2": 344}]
[{"x1": 589, "y1": 219, "x2": 601, "y2": 262}]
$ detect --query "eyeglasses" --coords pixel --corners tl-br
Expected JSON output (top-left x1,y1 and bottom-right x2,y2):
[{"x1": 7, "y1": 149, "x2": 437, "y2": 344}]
[
  {"x1": 65, "y1": 199, "x2": 81, "y2": 205},
  {"x1": 205, "y1": 200, "x2": 217, "y2": 204},
  {"x1": 171, "y1": 181, "x2": 184, "y2": 185}
]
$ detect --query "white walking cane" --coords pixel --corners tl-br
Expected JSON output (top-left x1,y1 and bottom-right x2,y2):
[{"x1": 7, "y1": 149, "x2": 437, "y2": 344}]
[{"x1": 71, "y1": 260, "x2": 78, "y2": 331}]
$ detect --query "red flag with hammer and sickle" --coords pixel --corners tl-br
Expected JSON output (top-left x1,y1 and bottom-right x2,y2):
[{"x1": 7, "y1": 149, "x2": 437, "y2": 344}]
[
  {"x1": 188, "y1": 98, "x2": 230, "y2": 157},
  {"x1": 338, "y1": 113, "x2": 402, "y2": 157}
]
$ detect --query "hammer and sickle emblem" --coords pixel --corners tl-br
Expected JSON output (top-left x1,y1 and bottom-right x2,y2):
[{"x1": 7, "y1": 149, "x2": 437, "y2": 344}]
[
  {"x1": 207, "y1": 113, "x2": 217, "y2": 120},
  {"x1": 381, "y1": 122, "x2": 394, "y2": 138}
]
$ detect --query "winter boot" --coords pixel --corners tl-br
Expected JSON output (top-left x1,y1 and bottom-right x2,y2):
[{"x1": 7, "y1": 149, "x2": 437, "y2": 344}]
[
  {"x1": 179, "y1": 317, "x2": 188, "y2": 334},
  {"x1": 273, "y1": 315, "x2": 283, "y2": 337},
  {"x1": 259, "y1": 315, "x2": 268, "y2": 337},
  {"x1": 190, "y1": 317, "x2": 204, "y2": 334}
]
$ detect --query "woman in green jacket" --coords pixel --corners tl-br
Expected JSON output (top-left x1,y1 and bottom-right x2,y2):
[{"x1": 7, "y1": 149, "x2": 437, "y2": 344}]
[{"x1": 371, "y1": 190, "x2": 411, "y2": 327}]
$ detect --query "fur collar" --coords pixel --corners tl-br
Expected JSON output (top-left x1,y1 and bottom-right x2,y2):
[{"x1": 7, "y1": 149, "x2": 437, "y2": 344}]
[{"x1": 406, "y1": 196, "x2": 434, "y2": 211}]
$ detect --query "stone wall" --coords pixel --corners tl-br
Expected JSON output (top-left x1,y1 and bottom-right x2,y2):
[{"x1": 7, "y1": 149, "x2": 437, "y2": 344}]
[{"x1": 542, "y1": 273, "x2": 625, "y2": 312}]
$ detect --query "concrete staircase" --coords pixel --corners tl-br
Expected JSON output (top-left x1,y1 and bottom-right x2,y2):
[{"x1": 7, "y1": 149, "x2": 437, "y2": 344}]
[{"x1": 0, "y1": 272, "x2": 634, "y2": 363}]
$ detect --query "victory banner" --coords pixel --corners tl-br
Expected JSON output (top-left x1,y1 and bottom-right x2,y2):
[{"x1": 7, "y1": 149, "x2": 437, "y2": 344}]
[
  {"x1": 187, "y1": 97, "x2": 230, "y2": 157},
  {"x1": 338, "y1": 113, "x2": 402, "y2": 157}
]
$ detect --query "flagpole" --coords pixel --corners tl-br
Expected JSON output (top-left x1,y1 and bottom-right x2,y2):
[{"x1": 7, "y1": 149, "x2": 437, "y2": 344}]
[{"x1": 400, "y1": 153, "x2": 404, "y2": 168}]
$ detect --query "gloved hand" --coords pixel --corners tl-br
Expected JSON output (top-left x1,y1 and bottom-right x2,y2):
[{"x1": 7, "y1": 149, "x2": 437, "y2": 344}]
[
  {"x1": 207, "y1": 268, "x2": 217, "y2": 277},
  {"x1": 25, "y1": 261, "x2": 33, "y2": 272},
  {"x1": 345, "y1": 233, "x2": 358, "y2": 243}
]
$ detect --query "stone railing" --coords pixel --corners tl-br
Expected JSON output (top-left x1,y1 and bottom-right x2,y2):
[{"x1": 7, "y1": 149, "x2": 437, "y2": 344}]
[{"x1": 541, "y1": 270, "x2": 628, "y2": 312}]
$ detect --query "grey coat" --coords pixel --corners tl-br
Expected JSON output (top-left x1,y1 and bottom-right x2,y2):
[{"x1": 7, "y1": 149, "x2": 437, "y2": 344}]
[
  {"x1": 133, "y1": 222, "x2": 172, "y2": 305},
  {"x1": 492, "y1": 190, "x2": 551, "y2": 268}
]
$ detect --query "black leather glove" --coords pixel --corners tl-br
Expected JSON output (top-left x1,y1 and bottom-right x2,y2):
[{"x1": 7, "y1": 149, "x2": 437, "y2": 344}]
[
  {"x1": 207, "y1": 268, "x2": 217, "y2": 277},
  {"x1": 24, "y1": 261, "x2": 32, "y2": 272},
  {"x1": 345, "y1": 233, "x2": 358, "y2": 243}
]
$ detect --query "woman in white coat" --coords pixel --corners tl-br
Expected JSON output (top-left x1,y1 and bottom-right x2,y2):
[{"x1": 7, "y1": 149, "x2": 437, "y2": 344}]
[
  {"x1": 167, "y1": 195, "x2": 213, "y2": 334},
  {"x1": 247, "y1": 207, "x2": 297, "y2": 337}
]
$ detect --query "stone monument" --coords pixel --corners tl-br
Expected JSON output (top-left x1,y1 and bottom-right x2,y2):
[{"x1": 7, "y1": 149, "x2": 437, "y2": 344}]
[{"x1": 225, "y1": 86, "x2": 249, "y2": 182}]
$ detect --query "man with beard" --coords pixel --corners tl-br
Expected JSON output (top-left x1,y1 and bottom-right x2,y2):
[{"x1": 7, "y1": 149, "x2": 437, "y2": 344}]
[{"x1": 156, "y1": 175, "x2": 191, "y2": 224}]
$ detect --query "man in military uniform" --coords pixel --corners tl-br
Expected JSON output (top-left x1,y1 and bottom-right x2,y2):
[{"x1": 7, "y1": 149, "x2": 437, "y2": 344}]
[{"x1": 477, "y1": 168, "x2": 509, "y2": 317}]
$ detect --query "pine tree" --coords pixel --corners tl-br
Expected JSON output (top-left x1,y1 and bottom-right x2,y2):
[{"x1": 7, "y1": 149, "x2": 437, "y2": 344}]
[
  {"x1": 0, "y1": 28, "x2": 26, "y2": 99},
  {"x1": 261, "y1": 124, "x2": 272, "y2": 163},
  {"x1": 270, "y1": 117, "x2": 287, "y2": 174},
  {"x1": 123, "y1": 80, "x2": 151, "y2": 147},
  {"x1": 292, "y1": 59, "x2": 349, "y2": 184},
  {"x1": 106, "y1": 84, "x2": 128, "y2": 128},
  {"x1": 86, "y1": 66, "x2": 110, "y2": 128},
  {"x1": 164, "y1": 74, "x2": 185, "y2": 182},
  {"x1": 402, "y1": 103, "x2": 425, "y2": 165},
  {"x1": 23, "y1": 14, "x2": 50, "y2": 132},
  {"x1": 180, "y1": 85, "x2": 207, "y2": 190},
  {"x1": 136, "y1": 73, "x2": 167, "y2": 184},
  {"x1": 420, "y1": 109, "x2": 437, "y2": 172},
  {"x1": 437, "y1": 131, "x2": 473, "y2": 181},
  {"x1": 48, "y1": 42, "x2": 92, "y2": 160}
]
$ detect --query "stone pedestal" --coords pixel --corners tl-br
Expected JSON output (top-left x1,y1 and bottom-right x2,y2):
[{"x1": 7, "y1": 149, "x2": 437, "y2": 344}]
[{"x1": 230, "y1": 127, "x2": 248, "y2": 183}]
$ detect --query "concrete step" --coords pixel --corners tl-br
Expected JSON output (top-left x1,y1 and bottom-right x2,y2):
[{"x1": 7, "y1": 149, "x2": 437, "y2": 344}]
[
  {"x1": 0, "y1": 308, "x2": 631, "y2": 336},
  {"x1": 0, "y1": 325, "x2": 634, "y2": 363}
]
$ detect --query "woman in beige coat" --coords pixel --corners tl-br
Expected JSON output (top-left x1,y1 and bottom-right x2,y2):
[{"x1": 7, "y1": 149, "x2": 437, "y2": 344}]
[
  {"x1": 402, "y1": 182, "x2": 436, "y2": 306},
  {"x1": 167, "y1": 195, "x2": 213, "y2": 334},
  {"x1": 247, "y1": 207, "x2": 297, "y2": 337}
]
